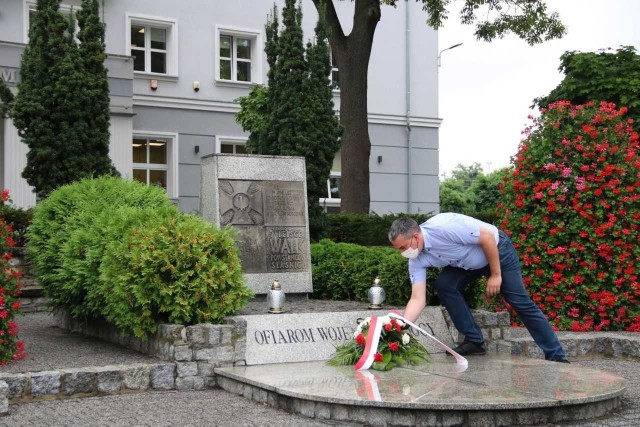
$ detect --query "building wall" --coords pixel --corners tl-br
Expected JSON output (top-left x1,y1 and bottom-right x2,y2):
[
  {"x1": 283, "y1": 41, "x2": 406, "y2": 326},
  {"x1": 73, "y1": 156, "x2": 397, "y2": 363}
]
[{"x1": 0, "y1": 0, "x2": 441, "y2": 214}]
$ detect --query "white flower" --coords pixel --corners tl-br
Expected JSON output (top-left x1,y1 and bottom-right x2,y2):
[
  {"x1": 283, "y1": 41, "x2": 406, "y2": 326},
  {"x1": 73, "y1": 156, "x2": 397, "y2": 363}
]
[
  {"x1": 362, "y1": 317, "x2": 371, "y2": 326},
  {"x1": 381, "y1": 316, "x2": 391, "y2": 325},
  {"x1": 402, "y1": 333, "x2": 410, "y2": 345},
  {"x1": 354, "y1": 326, "x2": 362, "y2": 338}
]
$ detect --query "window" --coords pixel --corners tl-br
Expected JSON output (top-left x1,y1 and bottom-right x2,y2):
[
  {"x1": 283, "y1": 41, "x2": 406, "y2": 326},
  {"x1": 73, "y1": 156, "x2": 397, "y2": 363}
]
[
  {"x1": 24, "y1": 2, "x2": 76, "y2": 42},
  {"x1": 127, "y1": 15, "x2": 178, "y2": 76},
  {"x1": 330, "y1": 51, "x2": 340, "y2": 90},
  {"x1": 132, "y1": 132, "x2": 178, "y2": 198},
  {"x1": 216, "y1": 136, "x2": 249, "y2": 154},
  {"x1": 215, "y1": 26, "x2": 262, "y2": 85},
  {"x1": 321, "y1": 151, "x2": 341, "y2": 212}
]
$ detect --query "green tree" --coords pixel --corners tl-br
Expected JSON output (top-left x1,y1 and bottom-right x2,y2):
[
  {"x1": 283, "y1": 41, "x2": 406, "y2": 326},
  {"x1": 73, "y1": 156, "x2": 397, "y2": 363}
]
[
  {"x1": 534, "y1": 46, "x2": 640, "y2": 125},
  {"x1": 6, "y1": 0, "x2": 116, "y2": 199},
  {"x1": 449, "y1": 162, "x2": 484, "y2": 189},
  {"x1": 303, "y1": 5, "x2": 343, "y2": 238},
  {"x1": 238, "y1": 1, "x2": 341, "y2": 240},
  {"x1": 313, "y1": 0, "x2": 565, "y2": 213},
  {"x1": 439, "y1": 179, "x2": 475, "y2": 214}
]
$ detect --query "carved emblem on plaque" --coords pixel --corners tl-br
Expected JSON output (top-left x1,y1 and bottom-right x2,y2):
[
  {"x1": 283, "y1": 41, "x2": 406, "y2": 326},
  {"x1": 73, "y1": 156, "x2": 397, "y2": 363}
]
[{"x1": 219, "y1": 180, "x2": 264, "y2": 226}]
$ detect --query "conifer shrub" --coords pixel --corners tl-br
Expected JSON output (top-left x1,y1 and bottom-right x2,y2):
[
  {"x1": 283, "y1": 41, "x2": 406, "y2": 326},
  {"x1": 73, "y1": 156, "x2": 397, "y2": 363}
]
[
  {"x1": 28, "y1": 177, "x2": 252, "y2": 338},
  {"x1": 100, "y1": 212, "x2": 251, "y2": 338},
  {"x1": 495, "y1": 101, "x2": 640, "y2": 331},
  {"x1": 28, "y1": 176, "x2": 174, "y2": 313}
]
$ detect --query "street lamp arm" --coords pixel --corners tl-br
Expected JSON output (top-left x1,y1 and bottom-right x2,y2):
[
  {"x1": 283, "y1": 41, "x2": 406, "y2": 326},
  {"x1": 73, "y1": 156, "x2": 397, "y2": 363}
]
[{"x1": 437, "y1": 43, "x2": 463, "y2": 67}]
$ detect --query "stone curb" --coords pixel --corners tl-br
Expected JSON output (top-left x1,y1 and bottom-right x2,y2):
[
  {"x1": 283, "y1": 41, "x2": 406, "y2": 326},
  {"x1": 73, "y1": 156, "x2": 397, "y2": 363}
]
[
  {"x1": 0, "y1": 381, "x2": 7, "y2": 415},
  {"x1": 0, "y1": 362, "x2": 175, "y2": 405},
  {"x1": 509, "y1": 334, "x2": 640, "y2": 360}
]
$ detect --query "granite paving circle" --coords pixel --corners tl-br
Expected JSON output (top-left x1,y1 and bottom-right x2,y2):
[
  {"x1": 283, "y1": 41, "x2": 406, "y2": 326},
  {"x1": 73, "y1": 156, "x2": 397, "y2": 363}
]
[{"x1": 215, "y1": 354, "x2": 626, "y2": 426}]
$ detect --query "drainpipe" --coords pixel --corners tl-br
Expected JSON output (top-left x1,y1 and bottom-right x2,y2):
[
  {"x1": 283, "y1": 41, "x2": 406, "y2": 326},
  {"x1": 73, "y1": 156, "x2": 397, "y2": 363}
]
[{"x1": 405, "y1": 1, "x2": 413, "y2": 213}]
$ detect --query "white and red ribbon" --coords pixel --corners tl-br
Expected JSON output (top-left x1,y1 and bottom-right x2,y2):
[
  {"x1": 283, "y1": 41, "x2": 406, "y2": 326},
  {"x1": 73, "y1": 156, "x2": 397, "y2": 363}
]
[
  {"x1": 354, "y1": 316, "x2": 383, "y2": 370},
  {"x1": 353, "y1": 312, "x2": 468, "y2": 373}
]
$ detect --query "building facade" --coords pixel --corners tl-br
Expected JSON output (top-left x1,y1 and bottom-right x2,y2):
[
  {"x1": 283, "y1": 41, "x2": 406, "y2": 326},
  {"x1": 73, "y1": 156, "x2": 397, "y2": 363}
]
[{"x1": 0, "y1": 0, "x2": 441, "y2": 214}]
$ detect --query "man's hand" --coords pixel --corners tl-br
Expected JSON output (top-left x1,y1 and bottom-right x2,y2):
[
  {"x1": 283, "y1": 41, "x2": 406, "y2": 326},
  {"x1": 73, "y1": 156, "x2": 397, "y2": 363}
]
[{"x1": 486, "y1": 274, "x2": 502, "y2": 296}]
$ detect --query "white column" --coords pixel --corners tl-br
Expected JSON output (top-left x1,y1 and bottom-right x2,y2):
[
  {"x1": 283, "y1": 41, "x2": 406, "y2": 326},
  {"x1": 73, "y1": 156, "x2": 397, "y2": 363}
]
[
  {"x1": 109, "y1": 115, "x2": 133, "y2": 179},
  {"x1": 3, "y1": 118, "x2": 36, "y2": 209}
]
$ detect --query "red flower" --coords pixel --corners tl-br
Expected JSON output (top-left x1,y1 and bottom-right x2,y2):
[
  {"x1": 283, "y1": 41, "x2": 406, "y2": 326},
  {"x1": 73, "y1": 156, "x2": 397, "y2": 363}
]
[
  {"x1": 356, "y1": 334, "x2": 365, "y2": 346},
  {"x1": 373, "y1": 353, "x2": 384, "y2": 363},
  {"x1": 389, "y1": 342, "x2": 399, "y2": 352},
  {"x1": 384, "y1": 324, "x2": 392, "y2": 331}
]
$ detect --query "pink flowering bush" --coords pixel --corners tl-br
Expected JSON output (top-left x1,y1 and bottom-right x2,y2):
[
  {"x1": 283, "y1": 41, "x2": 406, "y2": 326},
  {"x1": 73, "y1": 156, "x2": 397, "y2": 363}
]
[
  {"x1": 493, "y1": 101, "x2": 640, "y2": 332},
  {"x1": 0, "y1": 189, "x2": 25, "y2": 364}
]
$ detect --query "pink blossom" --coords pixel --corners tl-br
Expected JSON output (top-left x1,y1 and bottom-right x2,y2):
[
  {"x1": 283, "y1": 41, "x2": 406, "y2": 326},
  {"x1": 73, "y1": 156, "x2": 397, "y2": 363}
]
[{"x1": 561, "y1": 167, "x2": 572, "y2": 178}]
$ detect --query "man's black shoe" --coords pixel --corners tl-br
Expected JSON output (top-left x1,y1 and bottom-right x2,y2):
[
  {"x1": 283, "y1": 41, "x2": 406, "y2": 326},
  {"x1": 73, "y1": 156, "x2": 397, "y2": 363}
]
[
  {"x1": 449, "y1": 341, "x2": 486, "y2": 356},
  {"x1": 552, "y1": 357, "x2": 570, "y2": 363}
]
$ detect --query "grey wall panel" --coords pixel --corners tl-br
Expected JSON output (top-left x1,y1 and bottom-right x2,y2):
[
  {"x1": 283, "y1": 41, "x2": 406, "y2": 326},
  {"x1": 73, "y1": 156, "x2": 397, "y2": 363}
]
[
  {"x1": 369, "y1": 146, "x2": 438, "y2": 175},
  {"x1": 179, "y1": 196, "x2": 200, "y2": 214},
  {"x1": 370, "y1": 201, "x2": 439, "y2": 216},
  {"x1": 180, "y1": 134, "x2": 216, "y2": 166},
  {"x1": 179, "y1": 164, "x2": 201, "y2": 198},
  {"x1": 132, "y1": 106, "x2": 246, "y2": 137},
  {"x1": 409, "y1": 174, "x2": 440, "y2": 205},
  {"x1": 0, "y1": 3, "x2": 25, "y2": 43},
  {"x1": 370, "y1": 124, "x2": 438, "y2": 149}
]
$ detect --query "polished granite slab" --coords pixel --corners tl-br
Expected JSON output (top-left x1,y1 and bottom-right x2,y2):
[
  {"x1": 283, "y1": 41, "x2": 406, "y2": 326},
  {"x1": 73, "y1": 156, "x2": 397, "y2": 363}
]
[{"x1": 215, "y1": 354, "x2": 626, "y2": 410}]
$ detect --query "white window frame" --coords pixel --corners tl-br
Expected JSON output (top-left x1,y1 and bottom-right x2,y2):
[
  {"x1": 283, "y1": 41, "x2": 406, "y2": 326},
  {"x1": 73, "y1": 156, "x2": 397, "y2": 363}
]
[
  {"x1": 23, "y1": 1, "x2": 76, "y2": 43},
  {"x1": 215, "y1": 25, "x2": 262, "y2": 87},
  {"x1": 126, "y1": 14, "x2": 178, "y2": 78},
  {"x1": 330, "y1": 49, "x2": 340, "y2": 92},
  {"x1": 320, "y1": 171, "x2": 341, "y2": 211},
  {"x1": 215, "y1": 136, "x2": 248, "y2": 154},
  {"x1": 131, "y1": 131, "x2": 179, "y2": 199}
]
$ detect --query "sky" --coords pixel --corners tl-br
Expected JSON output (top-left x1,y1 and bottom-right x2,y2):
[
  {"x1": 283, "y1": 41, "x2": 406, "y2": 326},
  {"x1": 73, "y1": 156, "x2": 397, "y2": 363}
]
[{"x1": 437, "y1": 0, "x2": 640, "y2": 179}]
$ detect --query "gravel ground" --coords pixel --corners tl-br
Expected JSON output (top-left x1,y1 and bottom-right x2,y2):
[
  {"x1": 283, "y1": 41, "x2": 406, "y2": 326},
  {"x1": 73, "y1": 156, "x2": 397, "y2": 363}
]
[{"x1": 0, "y1": 312, "x2": 160, "y2": 374}]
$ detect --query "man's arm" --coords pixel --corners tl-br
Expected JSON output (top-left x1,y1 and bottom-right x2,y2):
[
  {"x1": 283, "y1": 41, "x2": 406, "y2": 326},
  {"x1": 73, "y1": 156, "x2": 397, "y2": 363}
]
[
  {"x1": 479, "y1": 226, "x2": 501, "y2": 296},
  {"x1": 403, "y1": 281, "x2": 426, "y2": 322}
]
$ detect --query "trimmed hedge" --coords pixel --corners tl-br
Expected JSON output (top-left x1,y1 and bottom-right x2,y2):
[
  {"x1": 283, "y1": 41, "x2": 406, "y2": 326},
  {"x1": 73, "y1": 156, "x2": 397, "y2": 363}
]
[
  {"x1": 28, "y1": 177, "x2": 253, "y2": 338},
  {"x1": 324, "y1": 212, "x2": 433, "y2": 246},
  {"x1": 311, "y1": 240, "x2": 486, "y2": 308}
]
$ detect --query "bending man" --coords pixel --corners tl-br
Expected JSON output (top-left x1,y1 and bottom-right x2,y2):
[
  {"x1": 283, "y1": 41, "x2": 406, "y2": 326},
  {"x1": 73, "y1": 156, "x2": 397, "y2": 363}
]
[{"x1": 389, "y1": 213, "x2": 568, "y2": 362}]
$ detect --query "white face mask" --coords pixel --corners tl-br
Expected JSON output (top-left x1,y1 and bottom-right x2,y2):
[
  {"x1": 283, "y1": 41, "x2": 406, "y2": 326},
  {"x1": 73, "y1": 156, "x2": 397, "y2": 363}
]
[{"x1": 401, "y1": 237, "x2": 420, "y2": 259}]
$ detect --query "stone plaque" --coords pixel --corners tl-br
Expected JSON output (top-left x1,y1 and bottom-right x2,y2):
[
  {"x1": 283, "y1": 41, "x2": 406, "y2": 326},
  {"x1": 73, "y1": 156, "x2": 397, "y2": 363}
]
[
  {"x1": 234, "y1": 227, "x2": 266, "y2": 274},
  {"x1": 263, "y1": 181, "x2": 306, "y2": 226},
  {"x1": 200, "y1": 155, "x2": 312, "y2": 294},
  {"x1": 265, "y1": 227, "x2": 308, "y2": 272},
  {"x1": 231, "y1": 307, "x2": 454, "y2": 365}
]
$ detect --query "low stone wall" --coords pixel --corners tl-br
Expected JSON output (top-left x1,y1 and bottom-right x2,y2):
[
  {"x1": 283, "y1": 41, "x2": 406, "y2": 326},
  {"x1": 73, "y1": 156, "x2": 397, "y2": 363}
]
[
  {"x1": 55, "y1": 312, "x2": 246, "y2": 390},
  {"x1": 9, "y1": 247, "x2": 50, "y2": 314},
  {"x1": 0, "y1": 381, "x2": 7, "y2": 415},
  {"x1": 512, "y1": 333, "x2": 640, "y2": 359},
  {"x1": 0, "y1": 363, "x2": 175, "y2": 405},
  {"x1": 443, "y1": 309, "x2": 513, "y2": 353}
]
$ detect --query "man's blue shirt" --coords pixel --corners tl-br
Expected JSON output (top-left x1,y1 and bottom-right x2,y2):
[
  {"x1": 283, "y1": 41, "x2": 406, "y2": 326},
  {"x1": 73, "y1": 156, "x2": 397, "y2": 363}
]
[{"x1": 408, "y1": 213, "x2": 499, "y2": 285}]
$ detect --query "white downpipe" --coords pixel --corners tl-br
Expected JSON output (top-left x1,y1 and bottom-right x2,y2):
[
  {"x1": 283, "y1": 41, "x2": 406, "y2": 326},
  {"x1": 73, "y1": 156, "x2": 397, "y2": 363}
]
[{"x1": 405, "y1": 1, "x2": 413, "y2": 213}]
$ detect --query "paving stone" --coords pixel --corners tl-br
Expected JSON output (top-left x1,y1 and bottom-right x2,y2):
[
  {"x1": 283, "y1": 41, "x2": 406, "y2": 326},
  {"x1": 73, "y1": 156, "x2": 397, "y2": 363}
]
[
  {"x1": 31, "y1": 371, "x2": 61, "y2": 397},
  {"x1": 0, "y1": 374, "x2": 27, "y2": 399},
  {"x1": 151, "y1": 364, "x2": 175, "y2": 390},
  {"x1": 96, "y1": 367, "x2": 121, "y2": 394},
  {"x1": 62, "y1": 369, "x2": 95, "y2": 395},
  {"x1": 123, "y1": 365, "x2": 150, "y2": 390}
]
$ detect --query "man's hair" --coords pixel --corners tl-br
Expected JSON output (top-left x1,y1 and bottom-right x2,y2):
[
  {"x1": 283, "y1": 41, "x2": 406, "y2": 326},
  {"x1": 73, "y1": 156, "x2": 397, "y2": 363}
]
[{"x1": 388, "y1": 217, "x2": 420, "y2": 243}]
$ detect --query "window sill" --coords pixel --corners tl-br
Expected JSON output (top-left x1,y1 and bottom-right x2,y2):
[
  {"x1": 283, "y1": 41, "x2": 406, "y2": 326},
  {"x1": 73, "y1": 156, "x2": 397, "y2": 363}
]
[
  {"x1": 134, "y1": 72, "x2": 179, "y2": 82},
  {"x1": 215, "y1": 79, "x2": 258, "y2": 89}
]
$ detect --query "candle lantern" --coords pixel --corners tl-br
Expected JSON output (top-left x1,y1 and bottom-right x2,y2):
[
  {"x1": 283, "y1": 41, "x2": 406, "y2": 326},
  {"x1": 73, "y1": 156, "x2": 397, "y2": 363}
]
[
  {"x1": 267, "y1": 279, "x2": 285, "y2": 314},
  {"x1": 367, "y1": 276, "x2": 386, "y2": 309}
]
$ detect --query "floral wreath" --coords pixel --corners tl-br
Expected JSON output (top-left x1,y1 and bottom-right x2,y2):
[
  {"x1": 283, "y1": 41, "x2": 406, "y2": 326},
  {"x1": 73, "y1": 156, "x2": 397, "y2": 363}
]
[{"x1": 328, "y1": 314, "x2": 430, "y2": 371}]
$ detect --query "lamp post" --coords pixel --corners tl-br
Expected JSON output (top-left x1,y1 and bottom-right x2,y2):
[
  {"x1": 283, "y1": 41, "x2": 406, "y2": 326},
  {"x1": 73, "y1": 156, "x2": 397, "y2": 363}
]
[{"x1": 438, "y1": 43, "x2": 463, "y2": 67}]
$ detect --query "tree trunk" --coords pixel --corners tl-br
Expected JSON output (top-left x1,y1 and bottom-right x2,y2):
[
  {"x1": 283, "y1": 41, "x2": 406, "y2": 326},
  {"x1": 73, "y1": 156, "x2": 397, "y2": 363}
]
[{"x1": 314, "y1": 0, "x2": 380, "y2": 213}]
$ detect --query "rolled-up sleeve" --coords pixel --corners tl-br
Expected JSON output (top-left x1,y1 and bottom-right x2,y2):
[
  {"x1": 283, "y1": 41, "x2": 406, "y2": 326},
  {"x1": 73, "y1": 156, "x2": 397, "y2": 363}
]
[{"x1": 408, "y1": 259, "x2": 426, "y2": 285}]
